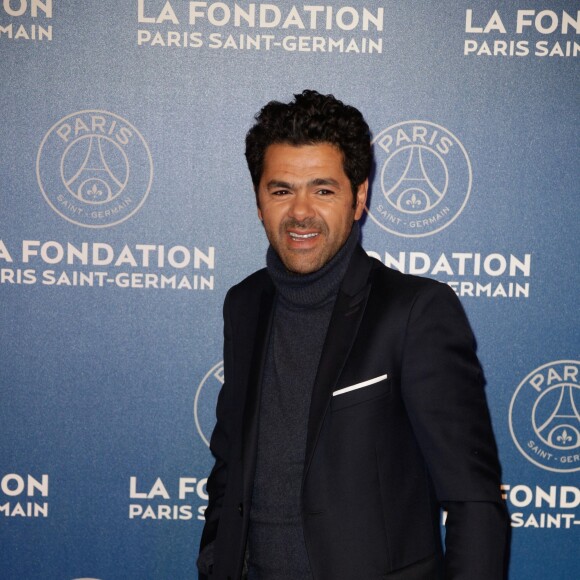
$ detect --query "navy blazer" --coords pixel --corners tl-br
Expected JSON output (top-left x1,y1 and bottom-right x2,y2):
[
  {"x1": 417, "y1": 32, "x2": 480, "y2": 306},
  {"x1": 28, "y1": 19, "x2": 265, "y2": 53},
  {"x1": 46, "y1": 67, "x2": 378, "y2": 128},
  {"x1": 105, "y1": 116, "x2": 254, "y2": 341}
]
[{"x1": 199, "y1": 246, "x2": 508, "y2": 579}]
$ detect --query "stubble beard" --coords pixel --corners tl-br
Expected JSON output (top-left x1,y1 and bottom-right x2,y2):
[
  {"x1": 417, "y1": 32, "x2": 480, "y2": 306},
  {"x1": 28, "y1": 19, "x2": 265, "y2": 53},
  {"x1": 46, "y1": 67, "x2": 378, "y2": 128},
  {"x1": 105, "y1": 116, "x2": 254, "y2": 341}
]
[{"x1": 270, "y1": 217, "x2": 346, "y2": 275}]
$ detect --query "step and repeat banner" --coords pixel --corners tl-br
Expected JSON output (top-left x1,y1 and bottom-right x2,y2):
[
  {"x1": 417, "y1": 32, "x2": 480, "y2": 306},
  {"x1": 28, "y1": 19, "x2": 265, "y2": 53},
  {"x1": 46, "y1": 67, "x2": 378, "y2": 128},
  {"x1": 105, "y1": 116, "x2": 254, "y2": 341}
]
[{"x1": 1, "y1": 1, "x2": 578, "y2": 578}]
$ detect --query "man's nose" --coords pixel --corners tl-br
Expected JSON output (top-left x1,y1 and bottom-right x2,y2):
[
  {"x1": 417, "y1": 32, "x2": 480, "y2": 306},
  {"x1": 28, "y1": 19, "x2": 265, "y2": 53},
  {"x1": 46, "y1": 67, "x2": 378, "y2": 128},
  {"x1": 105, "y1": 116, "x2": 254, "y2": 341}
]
[{"x1": 288, "y1": 192, "x2": 314, "y2": 220}]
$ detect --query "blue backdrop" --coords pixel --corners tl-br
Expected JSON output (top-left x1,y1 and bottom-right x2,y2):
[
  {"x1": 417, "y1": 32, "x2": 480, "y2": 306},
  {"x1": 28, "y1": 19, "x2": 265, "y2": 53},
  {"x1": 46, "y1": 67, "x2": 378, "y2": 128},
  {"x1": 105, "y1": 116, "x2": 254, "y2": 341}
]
[{"x1": 1, "y1": 1, "x2": 578, "y2": 578}]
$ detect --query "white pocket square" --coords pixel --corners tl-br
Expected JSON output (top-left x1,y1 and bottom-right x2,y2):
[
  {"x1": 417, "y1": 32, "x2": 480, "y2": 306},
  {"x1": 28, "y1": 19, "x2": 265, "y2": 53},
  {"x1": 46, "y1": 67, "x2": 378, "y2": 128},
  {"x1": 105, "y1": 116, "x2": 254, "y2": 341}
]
[{"x1": 333, "y1": 374, "x2": 388, "y2": 397}]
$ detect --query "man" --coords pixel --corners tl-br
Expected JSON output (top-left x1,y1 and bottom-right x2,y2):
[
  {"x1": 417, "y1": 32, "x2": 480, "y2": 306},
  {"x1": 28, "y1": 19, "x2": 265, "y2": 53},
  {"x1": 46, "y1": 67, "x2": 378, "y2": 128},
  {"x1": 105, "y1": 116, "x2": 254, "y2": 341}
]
[{"x1": 198, "y1": 90, "x2": 509, "y2": 579}]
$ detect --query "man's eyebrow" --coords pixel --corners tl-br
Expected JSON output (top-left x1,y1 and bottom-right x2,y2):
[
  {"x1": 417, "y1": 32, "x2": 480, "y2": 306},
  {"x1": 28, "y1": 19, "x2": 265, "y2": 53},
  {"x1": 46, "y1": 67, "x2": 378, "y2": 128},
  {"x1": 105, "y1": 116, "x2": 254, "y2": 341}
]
[
  {"x1": 265, "y1": 179, "x2": 294, "y2": 190},
  {"x1": 309, "y1": 177, "x2": 340, "y2": 188},
  {"x1": 265, "y1": 178, "x2": 341, "y2": 190}
]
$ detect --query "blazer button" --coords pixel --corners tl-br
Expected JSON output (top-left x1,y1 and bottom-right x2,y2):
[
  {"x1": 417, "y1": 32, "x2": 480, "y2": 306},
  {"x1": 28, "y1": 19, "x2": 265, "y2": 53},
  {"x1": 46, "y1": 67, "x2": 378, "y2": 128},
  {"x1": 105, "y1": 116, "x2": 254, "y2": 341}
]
[{"x1": 238, "y1": 503, "x2": 243, "y2": 516}]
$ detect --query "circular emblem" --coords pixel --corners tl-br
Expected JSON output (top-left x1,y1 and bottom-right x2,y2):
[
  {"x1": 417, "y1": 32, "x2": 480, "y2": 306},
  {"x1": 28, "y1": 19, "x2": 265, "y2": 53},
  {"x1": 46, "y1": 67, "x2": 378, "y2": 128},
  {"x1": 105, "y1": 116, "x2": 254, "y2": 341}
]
[
  {"x1": 368, "y1": 121, "x2": 472, "y2": 237},
  {"x1": 194, "y1": 361, "x2": 224, "y2": 447},
  {"x1": 37, "y1": 110, "x2": 153, "y2": 228},
  {"x1": 509, "y1": 360, "x2": 580, "y2": 473}
]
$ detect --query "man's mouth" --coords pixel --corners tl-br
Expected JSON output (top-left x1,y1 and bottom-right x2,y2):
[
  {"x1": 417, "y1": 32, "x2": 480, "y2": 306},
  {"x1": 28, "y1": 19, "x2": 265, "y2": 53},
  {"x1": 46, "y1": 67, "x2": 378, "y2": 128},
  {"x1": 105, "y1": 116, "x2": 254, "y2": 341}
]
[{"x1": 288, "y1": 232, "x2": 319, "y2": 240}]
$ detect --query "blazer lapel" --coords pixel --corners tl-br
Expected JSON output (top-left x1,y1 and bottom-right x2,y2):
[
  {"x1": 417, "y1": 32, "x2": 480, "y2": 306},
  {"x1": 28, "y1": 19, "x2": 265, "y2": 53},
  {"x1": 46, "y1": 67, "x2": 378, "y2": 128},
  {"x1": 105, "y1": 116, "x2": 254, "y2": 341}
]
[
  {"x1": 303, "y1": 246, "x2": 373, "y2": 479},
  {"x1": 241, "y1": 285, "x2": 275, "y2": 500}
]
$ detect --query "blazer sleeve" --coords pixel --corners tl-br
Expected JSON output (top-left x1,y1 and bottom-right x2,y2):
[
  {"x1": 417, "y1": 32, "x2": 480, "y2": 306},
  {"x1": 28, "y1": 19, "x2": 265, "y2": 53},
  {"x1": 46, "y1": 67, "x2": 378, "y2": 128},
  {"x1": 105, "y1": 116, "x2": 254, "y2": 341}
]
[
  {"x1": 197, "y1": 290, "x2": 235, "y2": 577},
  {"x1": 401, "y1": 282, "x2": 502, "y2": 501},
  {"x1": 399, "y1": 282, "x2": 509, "y2": 578},
  {"x1": 444, "y1": 501, "x2": 509, "y2": 579}
]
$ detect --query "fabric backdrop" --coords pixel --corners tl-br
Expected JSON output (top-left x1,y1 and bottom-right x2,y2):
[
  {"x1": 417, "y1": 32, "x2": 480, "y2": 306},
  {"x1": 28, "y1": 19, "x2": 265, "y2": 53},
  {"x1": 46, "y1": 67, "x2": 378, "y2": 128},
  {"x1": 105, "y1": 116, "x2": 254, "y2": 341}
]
[{"x1": 1, "y1": 1, "x2": 578, "y2": 578}]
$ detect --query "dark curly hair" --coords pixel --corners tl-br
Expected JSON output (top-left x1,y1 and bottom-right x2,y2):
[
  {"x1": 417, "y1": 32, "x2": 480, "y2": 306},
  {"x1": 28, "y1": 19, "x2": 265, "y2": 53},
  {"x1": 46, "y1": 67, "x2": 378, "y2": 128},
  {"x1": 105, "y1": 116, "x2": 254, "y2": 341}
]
[{"x1": 245, "y1": 90, "x2": 373, "y2": 203}]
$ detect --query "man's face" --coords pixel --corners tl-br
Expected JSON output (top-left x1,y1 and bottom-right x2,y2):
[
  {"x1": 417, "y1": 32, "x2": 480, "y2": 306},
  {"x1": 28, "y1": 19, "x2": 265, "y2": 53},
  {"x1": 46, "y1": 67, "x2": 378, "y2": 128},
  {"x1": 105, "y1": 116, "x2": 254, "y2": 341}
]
[{"x1": 257, "y1": 143, "x2": 367, "y2": 275}]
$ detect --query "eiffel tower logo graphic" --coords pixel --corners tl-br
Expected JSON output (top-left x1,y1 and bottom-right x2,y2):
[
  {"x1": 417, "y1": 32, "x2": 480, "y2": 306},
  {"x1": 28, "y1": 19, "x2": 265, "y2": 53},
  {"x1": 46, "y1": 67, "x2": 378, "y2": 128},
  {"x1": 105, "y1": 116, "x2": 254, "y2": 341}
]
[
  {"x1": 384, "y1": 146, "x2": 448, "y2": 214},
  {"x1": 64, "y1": 135, "x2": 127, "y2": 204},
  {"x1": 534, "y1": 384, "x2": 580, "y2": 449}
]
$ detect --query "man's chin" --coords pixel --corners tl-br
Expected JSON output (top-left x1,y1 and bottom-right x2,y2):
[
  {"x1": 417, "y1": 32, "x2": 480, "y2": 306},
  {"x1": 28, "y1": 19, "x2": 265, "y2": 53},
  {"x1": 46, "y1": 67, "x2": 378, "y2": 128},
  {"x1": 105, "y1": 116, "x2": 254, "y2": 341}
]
[{"x1": 281, "y1": 255, "x2": 325, "y2": 275}]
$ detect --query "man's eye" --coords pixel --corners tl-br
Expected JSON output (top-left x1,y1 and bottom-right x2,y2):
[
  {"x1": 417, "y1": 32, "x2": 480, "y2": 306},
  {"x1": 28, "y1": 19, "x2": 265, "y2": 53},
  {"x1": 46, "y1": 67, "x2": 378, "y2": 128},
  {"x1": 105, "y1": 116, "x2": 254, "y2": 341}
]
[
  {"x1": 272, "y1": 190, "x2": 290, "y2": 196},
  {"x1": 317, "y1": 189, "x2": 334, "y2": 195}
]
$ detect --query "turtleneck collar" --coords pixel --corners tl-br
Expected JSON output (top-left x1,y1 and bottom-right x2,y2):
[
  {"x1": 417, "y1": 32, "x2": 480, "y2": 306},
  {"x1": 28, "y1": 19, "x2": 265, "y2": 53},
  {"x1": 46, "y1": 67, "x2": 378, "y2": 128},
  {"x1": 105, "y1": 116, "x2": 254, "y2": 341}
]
[{"x1": 266, "y1": 221, "x2": 360, "y2": 309}]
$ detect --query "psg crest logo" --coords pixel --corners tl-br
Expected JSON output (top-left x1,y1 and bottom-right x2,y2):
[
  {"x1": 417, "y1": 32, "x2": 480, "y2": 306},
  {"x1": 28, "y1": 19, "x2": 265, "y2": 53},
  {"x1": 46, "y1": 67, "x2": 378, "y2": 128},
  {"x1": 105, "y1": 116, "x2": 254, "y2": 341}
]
[
  {"x1": 36, "y1": 110, "x2": 153, "y2": 228},
  {"x1": 509, "y1": 360, "x2": 580, "y2": 473},
  {"x1": 194, "y1": 361, "x2": 224, "y2": 447},
  {"x1": 367, "y1": 121, "x2": 472, "y2": 238}
]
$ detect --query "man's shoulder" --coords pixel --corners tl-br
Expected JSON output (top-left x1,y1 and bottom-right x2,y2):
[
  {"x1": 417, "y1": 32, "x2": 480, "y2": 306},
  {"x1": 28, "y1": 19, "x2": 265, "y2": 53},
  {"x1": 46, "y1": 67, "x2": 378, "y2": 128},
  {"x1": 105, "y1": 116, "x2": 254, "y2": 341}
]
[
  {"x1": 368, "y1": 254, "x2": 445, "y2": 294},
  {"x1": 364, "y1": 254, "x2": 467, "y2": 320},
  {"x1": 225, "y1": 267, "x2": 272, "y2": 305}
]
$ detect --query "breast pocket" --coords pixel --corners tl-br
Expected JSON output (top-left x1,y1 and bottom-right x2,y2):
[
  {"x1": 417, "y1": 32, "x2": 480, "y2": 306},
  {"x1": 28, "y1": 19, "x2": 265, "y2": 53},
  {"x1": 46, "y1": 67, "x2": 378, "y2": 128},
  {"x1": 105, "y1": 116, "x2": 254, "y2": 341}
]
[{"x1": 331, "y1": 374, "x2": 391, "y2": 411}]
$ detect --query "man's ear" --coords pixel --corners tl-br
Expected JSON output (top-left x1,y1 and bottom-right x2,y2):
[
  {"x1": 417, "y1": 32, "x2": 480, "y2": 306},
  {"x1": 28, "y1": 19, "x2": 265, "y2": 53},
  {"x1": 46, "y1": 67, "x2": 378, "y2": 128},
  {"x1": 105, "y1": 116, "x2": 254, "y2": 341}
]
[
  {"x1": 256, "y1": 186, "x2": 263, "y2": 221},
  {"x1": 354, "y1": 179, "x2": 368, "y2": 220}
]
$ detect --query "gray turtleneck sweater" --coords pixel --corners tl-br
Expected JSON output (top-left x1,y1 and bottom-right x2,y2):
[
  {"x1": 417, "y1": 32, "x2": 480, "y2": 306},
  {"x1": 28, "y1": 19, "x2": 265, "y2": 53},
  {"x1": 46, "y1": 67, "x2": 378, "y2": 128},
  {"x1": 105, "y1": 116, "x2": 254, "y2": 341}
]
[{"x1": 247, "y1": 223, "x2": 360, "y2": 580}]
